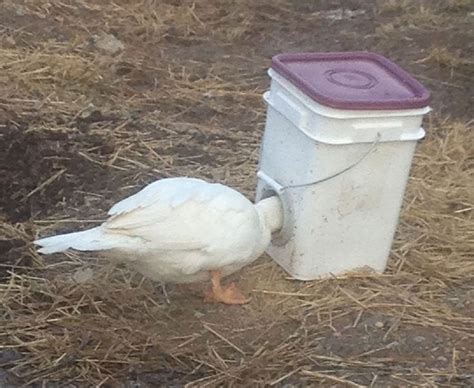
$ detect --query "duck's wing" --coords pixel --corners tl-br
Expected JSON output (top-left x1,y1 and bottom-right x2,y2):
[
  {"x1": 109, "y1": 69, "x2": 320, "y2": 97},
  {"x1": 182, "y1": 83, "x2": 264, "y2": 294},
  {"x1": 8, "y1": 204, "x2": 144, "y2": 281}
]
[
  {"x1": 108, "y1": 177, "x2": 205, "y2": 217},
  {"x1": 103, "y1": 178, "x2": 251, "y2": 251}
]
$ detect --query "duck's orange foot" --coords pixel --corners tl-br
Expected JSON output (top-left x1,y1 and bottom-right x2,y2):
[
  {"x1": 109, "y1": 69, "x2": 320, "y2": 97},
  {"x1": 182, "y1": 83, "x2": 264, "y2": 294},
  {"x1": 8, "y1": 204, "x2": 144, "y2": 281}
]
[
  {"x1": 204, "y1": 271, "x2": 250, "y2": 305},
  {"x1": 204, "y1": 282, "x2": 250, "y2": 305}
]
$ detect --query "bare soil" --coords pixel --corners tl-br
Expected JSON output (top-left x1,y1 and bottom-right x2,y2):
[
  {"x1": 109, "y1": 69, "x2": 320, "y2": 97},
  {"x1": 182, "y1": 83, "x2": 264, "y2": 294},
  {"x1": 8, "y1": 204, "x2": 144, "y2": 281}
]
[{"x1": 1, "y1": 1, "x2": 473, "y2": 387}]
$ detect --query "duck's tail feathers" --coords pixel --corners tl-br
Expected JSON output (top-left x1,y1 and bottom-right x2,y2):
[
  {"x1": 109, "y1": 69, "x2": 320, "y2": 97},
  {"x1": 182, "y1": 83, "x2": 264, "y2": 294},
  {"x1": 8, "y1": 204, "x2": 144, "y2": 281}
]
[{"x1": 34, "y1": 227, "x2": 114, "y2": 254}]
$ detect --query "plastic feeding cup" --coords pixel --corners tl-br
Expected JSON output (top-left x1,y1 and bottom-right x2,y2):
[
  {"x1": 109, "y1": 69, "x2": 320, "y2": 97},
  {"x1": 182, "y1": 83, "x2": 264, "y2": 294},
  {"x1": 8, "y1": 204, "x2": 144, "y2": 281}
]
[{"x1": 256, "y1": 51, "x2": 431, "y2": 280}]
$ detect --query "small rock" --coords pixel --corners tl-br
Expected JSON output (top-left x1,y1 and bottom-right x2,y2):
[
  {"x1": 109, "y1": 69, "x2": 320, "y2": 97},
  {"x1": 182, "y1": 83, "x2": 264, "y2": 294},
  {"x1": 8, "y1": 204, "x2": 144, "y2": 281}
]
[
  {"x1": 194, "y1": 311, "x2": 205, "y2": 318},
  {"x1": 79, "y1": 103, "x2": 97, "y2": 119},
  {"x1": 4, "y1": 36, "x2": 16, "y2": 47},
  {"x1": 363, "y1": 314, "x2": 390, "y2": 329},
  {"x1": 14, "y1": 4, "x2": 26, "y2": 16},
  {"x1": 437, "y1": 356, "x2": 448, "y2": 363},
  {"x1": 316, "y1": 8, "x2": 366, "y2": 21},
  {"x1": 72, "y1": 267, "x2": 94, "y2": 284},
  {"x1": 78, "y1": 103, "x2": 103, "y2": 123},
  {"x1": 413, "y1": 335, "x2": 426, "y2": 343},
  {"x1": 93, "y1": 33, "x2": 124, "y2": 55}
]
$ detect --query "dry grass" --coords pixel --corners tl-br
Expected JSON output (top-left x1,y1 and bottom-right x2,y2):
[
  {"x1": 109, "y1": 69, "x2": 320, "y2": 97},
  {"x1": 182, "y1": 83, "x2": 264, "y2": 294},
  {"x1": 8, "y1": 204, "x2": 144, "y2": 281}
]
[
  {"x1": 415, "y1": 47, "x2": 474, "y2": 70},
  {"x1": 1, "y1": 0, "x2": 473, "y2": 386},
  {"x1": 5, "y1": 120, "x2": 474, "y2": 386}
]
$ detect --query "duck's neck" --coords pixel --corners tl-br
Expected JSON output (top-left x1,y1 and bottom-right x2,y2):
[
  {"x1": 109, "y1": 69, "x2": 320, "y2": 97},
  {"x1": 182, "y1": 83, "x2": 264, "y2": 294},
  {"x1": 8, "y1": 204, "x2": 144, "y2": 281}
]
[{"x1": 255, "y1": 196, "x2": 283, "y2": 234}]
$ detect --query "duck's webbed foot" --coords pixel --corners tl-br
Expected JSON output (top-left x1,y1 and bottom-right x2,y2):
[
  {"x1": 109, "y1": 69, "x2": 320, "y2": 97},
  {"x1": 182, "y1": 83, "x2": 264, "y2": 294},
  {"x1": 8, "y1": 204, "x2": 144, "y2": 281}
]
[{"x1": 204, "y1": 271, "x2": 250, "y2": 305}]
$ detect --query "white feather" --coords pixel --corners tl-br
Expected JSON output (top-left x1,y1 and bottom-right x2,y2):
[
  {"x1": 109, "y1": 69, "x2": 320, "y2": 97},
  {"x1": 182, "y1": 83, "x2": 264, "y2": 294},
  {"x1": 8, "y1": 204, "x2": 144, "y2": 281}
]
[
  {"x1": 34, "y1": 177, "x2": 283, "y2": 283},
  {"x1": 34, "y1": 227, "x2": 143, "y2": 254}
]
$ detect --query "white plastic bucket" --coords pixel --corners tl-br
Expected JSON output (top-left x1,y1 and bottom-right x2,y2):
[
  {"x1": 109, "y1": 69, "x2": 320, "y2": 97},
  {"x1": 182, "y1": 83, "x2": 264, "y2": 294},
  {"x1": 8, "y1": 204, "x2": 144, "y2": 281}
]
[{"x1": 256, "y1": 54, "x2": 431, "y2": 280}]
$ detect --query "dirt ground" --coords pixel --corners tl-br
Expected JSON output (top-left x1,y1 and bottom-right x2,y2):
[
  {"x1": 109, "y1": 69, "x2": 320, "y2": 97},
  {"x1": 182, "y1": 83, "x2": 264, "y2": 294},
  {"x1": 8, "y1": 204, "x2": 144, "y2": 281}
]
[{"x1": 1, "y1": 0, "x2": 473, "y2": 386}]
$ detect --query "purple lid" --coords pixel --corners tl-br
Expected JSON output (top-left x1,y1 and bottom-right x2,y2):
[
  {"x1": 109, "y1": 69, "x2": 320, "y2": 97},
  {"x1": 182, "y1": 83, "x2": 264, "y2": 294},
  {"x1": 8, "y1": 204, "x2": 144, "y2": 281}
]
[{"x1": 271, "y1": 51, "x2": 430, "y2": 110}]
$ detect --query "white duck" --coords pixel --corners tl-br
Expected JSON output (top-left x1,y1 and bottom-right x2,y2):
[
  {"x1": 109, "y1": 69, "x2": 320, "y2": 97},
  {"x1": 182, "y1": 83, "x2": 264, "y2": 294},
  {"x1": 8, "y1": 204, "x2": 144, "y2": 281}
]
[{"x1": 34, "y1": 177, "x2": 283, "y2": 304}]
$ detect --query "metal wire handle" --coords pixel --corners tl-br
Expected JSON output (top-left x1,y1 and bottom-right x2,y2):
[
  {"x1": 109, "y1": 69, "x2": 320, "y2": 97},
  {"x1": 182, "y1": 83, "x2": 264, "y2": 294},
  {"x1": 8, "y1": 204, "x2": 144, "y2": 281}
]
[{"x1": 279, "y1": 132, "x2": 381, "y2": 191}]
